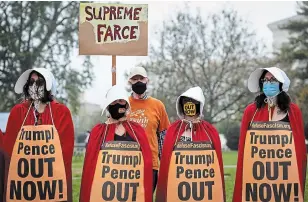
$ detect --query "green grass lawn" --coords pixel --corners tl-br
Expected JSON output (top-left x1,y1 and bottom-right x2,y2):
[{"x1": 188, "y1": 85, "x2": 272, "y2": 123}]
[
  {"x1": 72, "y1": 156, "x2": 83, "y2": 202},
  {"x1": 71, "y1": 152, "x2": 308, "y2": 202}
]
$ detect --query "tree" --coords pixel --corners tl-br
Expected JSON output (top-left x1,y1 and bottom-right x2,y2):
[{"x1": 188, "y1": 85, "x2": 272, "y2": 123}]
[
  {"x1": 277, "y1": 2, "x2": 308, "y2": 136},
  {"x1": 0, "y1": 2, "x2": 93, "y2": 114},
  {"x1": 279, "y1": 2, "x2": 308, "y2": 81},
  {"x1": 143, "y1": 6, "x2": 264, "y2": 123}
]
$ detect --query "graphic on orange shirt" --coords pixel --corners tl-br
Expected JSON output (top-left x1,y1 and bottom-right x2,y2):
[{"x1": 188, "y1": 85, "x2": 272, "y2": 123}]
[
  {"x1": 90, "y1": 141, "x2": 145, "y2": 202},
  {"x1": 242, "y1": 121, "x2": 303, "y2": 202},
  {"x1": 6, "y1": 125, "x2": 67, "y2": 202},
  {"x1": 167, "y1": 142, "x2": 224, "y2": 202},
  {"x1": 128, "y1": 109, "x2": 149, "y2": 128}
]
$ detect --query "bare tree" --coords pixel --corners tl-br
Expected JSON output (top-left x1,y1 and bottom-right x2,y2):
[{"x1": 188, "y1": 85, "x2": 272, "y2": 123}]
[
  {"x1": 0, "y1": 2, "x2": 93, "y2": 114},
  {"x1": 143, "y1": 7, "x2": 265, "y2": 123}
]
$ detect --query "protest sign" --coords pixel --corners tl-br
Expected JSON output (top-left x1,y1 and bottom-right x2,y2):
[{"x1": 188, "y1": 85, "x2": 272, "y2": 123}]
[
  {"x1": 79, "y1": 3, "x2": 148, "y2": 56},
  {"x1": 167, "y1": 141, "x2": 223, "y2": 201},
  {"x1": 90, "y1": 141, "x2": 145, "y2": 202},
  {"x1": 79, "y1": 3, "x2": 148, "y2": 86},
  {"x1": 6, "y1": 125, "x2": 67, "y2": 201},
  {"x1": 242, "y1": 121, "x2": 303, "y2": 202}
]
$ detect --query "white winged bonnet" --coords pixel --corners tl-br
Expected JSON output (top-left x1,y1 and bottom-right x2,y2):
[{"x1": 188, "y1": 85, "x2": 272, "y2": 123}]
[
  {"x1": 176, "y1": 86, "x2": 205, "y2": 119},
  {"x1": 247, "y1": 67, "x2": 290, "y2": 93},
  {"x1": 14, "y1": 68, "x2": 57, "y2": 95},
  {"x1": 101, "y1": 85, "x2": 130, "y2": 116}
]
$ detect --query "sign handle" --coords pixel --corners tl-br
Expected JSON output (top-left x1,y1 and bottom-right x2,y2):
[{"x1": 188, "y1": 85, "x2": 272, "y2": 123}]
[{"x1": 112, "y1": 55, "x2": 116, "y2": 86}]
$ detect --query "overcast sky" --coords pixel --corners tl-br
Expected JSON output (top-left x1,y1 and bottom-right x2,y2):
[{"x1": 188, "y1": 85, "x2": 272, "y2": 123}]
[{"x1": 72, "y1": 1, "x2": 298, "y2": 107}]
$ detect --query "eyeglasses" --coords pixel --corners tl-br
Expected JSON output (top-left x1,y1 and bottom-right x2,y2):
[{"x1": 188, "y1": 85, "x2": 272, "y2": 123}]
[
  {"x1": 29, "y1": 77, "x2": 45, "y2": 86},
  {"x1": 261, "y1": 78, "x2": 279, "y2": 84}
]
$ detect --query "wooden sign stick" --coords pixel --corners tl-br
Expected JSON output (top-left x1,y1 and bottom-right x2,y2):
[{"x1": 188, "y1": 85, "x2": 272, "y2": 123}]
[{"x1": 112, "y1": 55, "x2": 116, "y2": 86}]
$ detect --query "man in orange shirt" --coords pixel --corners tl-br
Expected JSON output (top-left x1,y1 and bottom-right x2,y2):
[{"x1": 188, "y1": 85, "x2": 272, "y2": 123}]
[{"x1": 127, "y1": 66, "x2": 170, "y2": 191}]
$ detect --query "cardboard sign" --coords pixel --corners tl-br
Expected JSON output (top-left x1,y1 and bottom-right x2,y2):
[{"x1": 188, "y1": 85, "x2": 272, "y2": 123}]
[
  {"x1": 6, "y1": 125, "x2": 67, "y2": 201},
  {"x1": 242, "y1": 121, "x2": 303, "y2": 202},
  {"x1": 79, "y1": 3, "x2": 148, "y2": 56},
  {"x1": 90, "y1": 141, "x2": 145, "y2": 202},
  {"x1": 167, "y1": 142, "x2": 223, "y2": 202}
]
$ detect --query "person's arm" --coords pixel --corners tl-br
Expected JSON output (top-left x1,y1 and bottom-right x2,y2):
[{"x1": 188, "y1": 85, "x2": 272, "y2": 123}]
[
  {"x1": 157, "y1": 102, "x2": 170, "y2": 159},
  {"x1": 203, "y1": 122, "x2": 226, "y2": 202},
  {"x1": 56, "y1": 105, "x2": 74, "y2": 168},
  {"x1": 0, "y1": 130, "x2": 4, "y2": 201},
  {"x1": 233, "y1": 105, "x2": 253, "y2": 202},
  {"x1": 292, "y1": 104, "x2": 307, "y2": 195},
  {"x1": 2, "y1": 105, "x2": 23, "y2": 155},
  {"x1": 56, "y1": 105, "x2": 74, "y2": 202},
  {"x1": 79, "y1": 124, "x2": 105, "y2": 202}
]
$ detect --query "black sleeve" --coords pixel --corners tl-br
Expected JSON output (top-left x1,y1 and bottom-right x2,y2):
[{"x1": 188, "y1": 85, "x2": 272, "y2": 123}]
[{"x1": 157, "y1": 129, "x2": 167, "y2": 159}]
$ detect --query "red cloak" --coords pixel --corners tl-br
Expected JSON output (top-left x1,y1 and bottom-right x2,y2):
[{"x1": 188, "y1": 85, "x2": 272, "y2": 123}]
[
  {"x1": 156, "y1": 120, "x2": 226, "y2": 202},
  {"x1": 2, "y1": 100, "x2": 74, "y2": 202},
  {"x1": 79, "y1": 121, "x2": 153, "y2": 202},
  {"x1": 233, "y1": 102, "x2": 307, "y2": 202},
  {"x1": 0, "y1": 130, "x2": 4, "y2": 201}
]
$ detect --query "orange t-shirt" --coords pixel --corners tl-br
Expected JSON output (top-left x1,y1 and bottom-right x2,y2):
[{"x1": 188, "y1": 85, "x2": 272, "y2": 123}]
[{"x1": 128, "y1": 96, "x2": 170, "y2": 170}]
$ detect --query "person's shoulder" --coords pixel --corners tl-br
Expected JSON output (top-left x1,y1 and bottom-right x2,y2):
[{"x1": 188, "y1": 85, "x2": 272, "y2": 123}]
[
  {"x1": 200, "y1": 120, "x2": 214, "y2": 126},
  {"x1": 289, "y1": 102, "x2": 302, "y2": 113},
  {"x1": 10, "y1": 101, "x2": 29, "y2": 113},
  {"x1": 92, "y1": 123, "x2": 106, "y2": 131},
  {"x1": 200, "y1": 120, "x2": 218, "y2": 131},
  {"x1": 51, "y1": 100, "x2": 71, "y2": 113},
  {"x1": 128, "y1": 95, "x2": 133, "y2": 102},
  {"x1": 148, "y1": 96, "x2": 165, "y2": 108},
  {"x1": 169, "y1": 120, "x2": 181, "y2": 127},
  {"x1": 11, "y1": 103, "x2": 25, "y2": 111},
  {"x1": 244, "y1": 102, "x2": 257, "y2": 113},
  {"x1": 89, "y1": 123, "x2": 107, "y2": 137}
]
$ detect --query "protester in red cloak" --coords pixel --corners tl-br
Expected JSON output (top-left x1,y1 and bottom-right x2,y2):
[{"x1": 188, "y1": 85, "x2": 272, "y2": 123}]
[
  {"x1": 233, "y1": 67, "x2": 306, "y2": 202},
  {"x1": 156, "y1": 86, "x2": 226, "y2": 202},
  {"x1": 79, "y1": 85, "x2": 153, "y2": 202},
  {"x1": 0, "y1": 130, "x2": 4, "y2": 201},
  {"x1": 2, "y1": 68, "x2": 74, "y2": 202}
]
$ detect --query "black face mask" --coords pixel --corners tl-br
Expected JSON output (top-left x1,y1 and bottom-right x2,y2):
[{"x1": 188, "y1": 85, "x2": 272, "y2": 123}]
[
  {"x1": 108, "y1": 103, "x2": 127, "y2": 120},
  {"x1": 132, "y1": 81, "x2": 147, "y2": 95}
]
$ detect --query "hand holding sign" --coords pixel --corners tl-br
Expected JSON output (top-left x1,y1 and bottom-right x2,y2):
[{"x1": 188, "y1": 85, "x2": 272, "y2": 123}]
[
  {"x1": 79, "y1": 3, "x2": 148, "y2": 86},
  {"x1": 79, "y1": 3, "x2": 148, "y2": 56}
]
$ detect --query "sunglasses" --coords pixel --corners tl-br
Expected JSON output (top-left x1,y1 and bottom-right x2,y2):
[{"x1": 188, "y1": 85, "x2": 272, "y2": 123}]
[
  {"x1": 28, "y1": 77, "x2": 45, "y2": 86},
  {"x1": 261, "y1": 78, "x2": 279, "y2": 84}
]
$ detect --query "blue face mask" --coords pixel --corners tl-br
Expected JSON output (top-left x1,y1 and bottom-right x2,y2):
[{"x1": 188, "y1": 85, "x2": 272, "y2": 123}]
[{"x1": 263, "y1": 82, "x2": 280, "y2": 97}]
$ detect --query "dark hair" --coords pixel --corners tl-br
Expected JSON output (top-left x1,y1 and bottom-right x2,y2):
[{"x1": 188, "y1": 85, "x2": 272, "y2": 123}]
[
  {"x1": 255, "y1": 70, "x2": 290, "y2": 112},
  {"x1": 23, "y1": 71, "x2": 53, "y2": 103}
]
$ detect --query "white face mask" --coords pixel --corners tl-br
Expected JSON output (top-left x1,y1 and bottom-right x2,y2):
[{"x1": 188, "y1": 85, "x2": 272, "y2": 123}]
[
  {"x1": 28, "y1": 82, "x2": 44, "y2": 101},
  {"x1": 28, "y1": 83, "x2": 45, "y2": 111}
]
